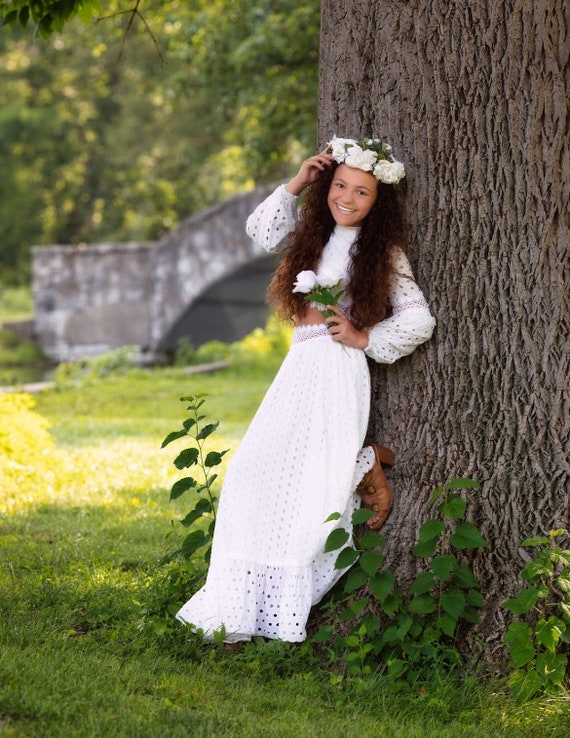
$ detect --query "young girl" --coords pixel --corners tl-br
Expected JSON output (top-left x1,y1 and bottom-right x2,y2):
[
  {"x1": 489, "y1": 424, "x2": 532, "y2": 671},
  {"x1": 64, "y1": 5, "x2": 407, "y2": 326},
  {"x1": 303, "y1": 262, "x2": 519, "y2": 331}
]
[{"x1": 176, "y1": 137, "x2": 436, "y2": 643}]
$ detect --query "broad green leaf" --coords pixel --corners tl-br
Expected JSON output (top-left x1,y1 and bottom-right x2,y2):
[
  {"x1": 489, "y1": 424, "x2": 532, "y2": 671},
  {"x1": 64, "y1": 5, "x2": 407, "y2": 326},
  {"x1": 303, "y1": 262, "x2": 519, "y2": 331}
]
[
  {"x1": 344, "y1": 566, "x2": 369, "y2": 594},
  {"x1": 521, "y1": 559, "x2": 553, "y2": 581},
  {"x1": 535, "y1": 652, "x2": 567, "y2": 685},
  {"x1": 180, "y1": 529, "x2": 207, "y2": 557},
  {"x1": 381, "y1": 593, "x2": 402, "y2": 617},
  {"x1": 503, "y1": 587, "x2": 541, "y2": 615},
  {"x1": 412, "y1": 536, "x2": 439, "y2": 558},
  {"x1": 359, "y1": 529, "x2": 387, "y2": 550},
  {"x1": 161, "y1": 428, "x2": 187, "y2": 448},
  {"x1": 466, "y1": 588, "x2": 485, "y2": 607},
  {"x1": 173, "y1": 447, "x2": 199, "y2": 469},
  {"x1": 335, "y1": 546, "x2": 360, "y2": 570},
  {"x1": 369, "y1": 571, "x2": 395, "y2": 601},
  {"x1": 196, "y1": 421, "x2": 219, "y2": 440},
  {"x1": 452, "y1": 566, "x2": 479, "y2": 588},
  {"x1": 440, "y1": 493, "x2": 467, "y2": 519},
  {"x1": 324, "y1": 512, "x2": 342, "y2": 522},
  {"x1": 360, "y1": 550, "x2": 384, "y2": 577},
  {"x1": 182, "y1": 418, "x2": 197, "y2": 431},
  {"x1": 418, "y1": 519, "x2": 445, "y2": 542},
  {"x1": 463, "y1": 605, "x2": 481, "y2": 624},
  {"x1": 180, "y1": 498, "x2": 213, "y2": 527},
  {"x1": 352, "y1": 507, "x2": 376, "y2": 525},
  {"x1": 339, "y1": 598, "x2": 368, "y2": 621},
  {"x1": 509, "y1": 668, "x2": 542, "y2": 703},
  {"x1": 362, "y1": 616, "x2": 381, "y2": 636},
  {"x1": 505, "y1": 623, "x2": 535, "y2": 668},
  {"x1": 436, "y1": 613, "x2": 457, "y2": 637},
  {"x1": 450, "y1": 521, "x2": 487, "y2": 549},
  {"x1": 441, "y1": 590, "x2": 466, "y2": 619},
  {"x1": 505, "y1": 621, "x2": 533, "y2": 643},
  {"x1": 324, "y1": 527, "x2": 349, "y2": 553},
  {"x1": 409, "y1": 571, "x2": 436, "y2": 594},
  {"x1": 169, "y1": 476, "x2": 197, "y2": 500},
  {"x1": 396, "y1": 614, "x2": 413, "y2": 638},
  {"x1": 204, "y1": 449, "x2": 228, "y2": 467},
  {"x1": 535, "y1": 617, "x2": 565, "y2": 652},
  {"x1": 408, "y1": 594, "x2": 436, "y2": 614},
  {"x1": 521, "y1": 535, "x2": 550, "y2": 547},
  {"x1": 313, "y1": 625, "x2": 333, "y2": 643},
  {"x1": 430, "y1": 554, "x2": 457, "y2": 580}
]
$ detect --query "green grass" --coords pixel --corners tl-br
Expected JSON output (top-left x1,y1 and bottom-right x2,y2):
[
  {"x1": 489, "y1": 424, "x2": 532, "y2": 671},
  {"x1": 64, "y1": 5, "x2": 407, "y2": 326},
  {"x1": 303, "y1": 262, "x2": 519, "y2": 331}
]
[{"x1": 1, "y1": 365, "x2": 568, "y2": 737}]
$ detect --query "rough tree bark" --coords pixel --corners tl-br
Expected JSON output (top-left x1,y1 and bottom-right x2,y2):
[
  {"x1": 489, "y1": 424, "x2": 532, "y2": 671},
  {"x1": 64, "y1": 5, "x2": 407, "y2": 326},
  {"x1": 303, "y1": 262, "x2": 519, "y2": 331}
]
[{"x1": 319, "y1": 0, "x2": 569, "y2": 654}]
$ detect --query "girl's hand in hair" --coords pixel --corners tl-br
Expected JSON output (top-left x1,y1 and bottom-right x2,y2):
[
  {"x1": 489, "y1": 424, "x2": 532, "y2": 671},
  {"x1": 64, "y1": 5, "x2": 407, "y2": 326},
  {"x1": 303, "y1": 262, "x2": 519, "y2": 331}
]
[
  {"x1": 325, "y1": 306, "x2": 369, "y2": 349},
  {"x1": 285, "y1": 149, "x2": 334, "y2": 196}
]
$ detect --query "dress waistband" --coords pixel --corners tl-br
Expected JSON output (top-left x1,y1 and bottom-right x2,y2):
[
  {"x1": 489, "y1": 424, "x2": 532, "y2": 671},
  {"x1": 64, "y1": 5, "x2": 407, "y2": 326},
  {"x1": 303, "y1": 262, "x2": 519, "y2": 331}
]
[{"x1": 292, "y1": 324, "x2": 329, "y2": 343}]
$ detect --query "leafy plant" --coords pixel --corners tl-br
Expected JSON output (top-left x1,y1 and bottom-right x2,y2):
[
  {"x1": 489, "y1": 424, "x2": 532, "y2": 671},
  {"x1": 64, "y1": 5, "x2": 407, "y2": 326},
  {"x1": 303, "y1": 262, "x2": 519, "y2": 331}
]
[
  {"x1": 161, "y1": 393, "x2": 228, "y2": 592},
  {"x1": 315, "y1": 478, "x2": 487, "y2": 684},
  {"x1": 503, "y1": 529, "x2": 570, "y2": 702}
]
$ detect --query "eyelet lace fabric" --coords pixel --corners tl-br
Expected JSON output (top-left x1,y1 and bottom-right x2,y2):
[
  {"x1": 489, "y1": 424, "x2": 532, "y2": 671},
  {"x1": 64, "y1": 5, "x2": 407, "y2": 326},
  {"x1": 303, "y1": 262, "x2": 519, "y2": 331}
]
[{"x1": 176, "y1": 330, "x2": 371, "y2": 642}]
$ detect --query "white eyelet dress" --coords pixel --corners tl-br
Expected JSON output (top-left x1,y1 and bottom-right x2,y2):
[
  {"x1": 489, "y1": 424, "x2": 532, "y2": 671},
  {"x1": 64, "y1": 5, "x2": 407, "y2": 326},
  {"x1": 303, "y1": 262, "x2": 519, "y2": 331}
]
[{"x1": 175, "y1": 185, "x2": 436, "y2": 643}]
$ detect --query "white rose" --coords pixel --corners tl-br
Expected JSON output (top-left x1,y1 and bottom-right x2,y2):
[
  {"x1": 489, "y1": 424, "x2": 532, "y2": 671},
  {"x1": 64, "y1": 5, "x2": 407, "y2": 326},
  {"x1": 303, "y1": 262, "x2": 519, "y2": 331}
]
[
  {"x1": 328, "y1": 137, "x2": 353, "y2": 160},
  {"x1": 373, "y1": 159, "x2": 406, "y2": 184},
  {"x1": 315, "y1": 270, "x2": 340, "y2": 288},
  {"x1": 344, "y1": 145, "x2": 376, "y2": 172},
  {"x1": 292, "y1": 270, "x2": 317, "y2": 293}
]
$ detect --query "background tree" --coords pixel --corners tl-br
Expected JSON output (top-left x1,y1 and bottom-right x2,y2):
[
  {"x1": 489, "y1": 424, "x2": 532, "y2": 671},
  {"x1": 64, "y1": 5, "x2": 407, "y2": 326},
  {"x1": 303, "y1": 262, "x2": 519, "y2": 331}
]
[
  {"x1": 0, "y1": 0, "x2": 319, "y2": 282},
  {"x1": 319, "y1": 0, "x2": 569, "y2": 653}
]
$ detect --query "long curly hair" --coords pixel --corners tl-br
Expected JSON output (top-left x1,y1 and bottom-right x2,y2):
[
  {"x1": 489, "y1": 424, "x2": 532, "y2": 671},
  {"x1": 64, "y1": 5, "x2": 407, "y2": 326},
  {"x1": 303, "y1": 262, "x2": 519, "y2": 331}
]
[{"x1": 266, "y1": 162, "x2": 405, "y2": 329}]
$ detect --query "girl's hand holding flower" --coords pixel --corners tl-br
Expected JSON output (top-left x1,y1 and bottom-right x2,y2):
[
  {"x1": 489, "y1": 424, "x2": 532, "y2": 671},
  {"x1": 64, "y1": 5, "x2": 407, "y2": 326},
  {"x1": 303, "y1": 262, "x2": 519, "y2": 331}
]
[{"x1": 325, "y1": 306, "x2": 369, "y2": 349}]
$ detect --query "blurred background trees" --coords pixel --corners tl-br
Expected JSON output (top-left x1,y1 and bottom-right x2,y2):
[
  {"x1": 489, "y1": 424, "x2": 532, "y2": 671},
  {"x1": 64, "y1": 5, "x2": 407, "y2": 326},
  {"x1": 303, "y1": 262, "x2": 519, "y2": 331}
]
[{"x1": 0, "y1": 0, "x2": 320, "y2": 283}]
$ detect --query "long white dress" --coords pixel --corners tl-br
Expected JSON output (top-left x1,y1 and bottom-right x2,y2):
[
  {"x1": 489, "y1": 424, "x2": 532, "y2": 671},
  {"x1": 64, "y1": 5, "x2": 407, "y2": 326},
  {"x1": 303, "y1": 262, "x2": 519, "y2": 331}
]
[{"x1": 176, "y1": 185, "x2": 436, "y2": 642}]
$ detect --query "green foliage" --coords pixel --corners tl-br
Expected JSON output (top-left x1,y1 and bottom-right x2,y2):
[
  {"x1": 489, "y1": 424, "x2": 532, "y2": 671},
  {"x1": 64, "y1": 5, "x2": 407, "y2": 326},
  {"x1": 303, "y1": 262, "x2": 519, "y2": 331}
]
[
  {"x1": 0, "y1": 0, "x2": 100, "y2": 37},
  {"x1": 316, "y1": 478, "x2": 486, "y2": 684},
  {"x1": 161, "y1": 393, "x2": 228, "y2": 591},
  {"x1": 52, "y1": 345, "x2": 139, "y2": 388},
  {"x1": 503, "y1": 529, "x2": 570, "y2": 702},
  {"x1": 0, "y1": 1, "x2": 319, "y2": 284}
]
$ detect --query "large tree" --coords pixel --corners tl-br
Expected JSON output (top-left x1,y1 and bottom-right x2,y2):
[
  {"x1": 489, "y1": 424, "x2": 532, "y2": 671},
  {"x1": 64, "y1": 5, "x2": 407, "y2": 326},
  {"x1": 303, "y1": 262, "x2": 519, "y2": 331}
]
[{"x1": 319, "y1": 0, "x2": 569, "y2": 651}]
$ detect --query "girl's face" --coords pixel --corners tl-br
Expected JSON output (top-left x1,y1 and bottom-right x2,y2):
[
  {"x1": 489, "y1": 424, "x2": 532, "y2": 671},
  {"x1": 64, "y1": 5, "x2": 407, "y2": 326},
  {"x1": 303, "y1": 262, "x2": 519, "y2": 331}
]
[{"x1": 326, "y1": 164, "x2": 378, "y2": 227}]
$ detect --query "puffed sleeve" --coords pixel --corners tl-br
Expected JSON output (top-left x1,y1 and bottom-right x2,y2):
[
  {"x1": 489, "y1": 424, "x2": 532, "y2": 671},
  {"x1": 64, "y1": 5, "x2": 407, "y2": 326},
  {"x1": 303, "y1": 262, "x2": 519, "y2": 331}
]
[
  {"x1": 364, "y1": 248, "x2": 436, "y2": 364},
  {"x1": 245, "y1": 184, "x2": 299, "y2": 252}
]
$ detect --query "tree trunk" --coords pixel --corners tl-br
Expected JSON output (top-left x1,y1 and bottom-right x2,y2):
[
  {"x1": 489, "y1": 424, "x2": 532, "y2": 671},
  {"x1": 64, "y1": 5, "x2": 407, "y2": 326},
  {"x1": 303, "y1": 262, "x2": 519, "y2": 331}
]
[{"x1": 319, "y1": 0, "x2": 569, "y2": 653}]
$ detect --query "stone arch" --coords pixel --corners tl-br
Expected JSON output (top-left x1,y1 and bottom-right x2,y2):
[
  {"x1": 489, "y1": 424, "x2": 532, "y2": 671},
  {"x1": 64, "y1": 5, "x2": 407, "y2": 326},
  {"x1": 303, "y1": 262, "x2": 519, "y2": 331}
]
[{"x1": 157, "y1": 252, "x2": 278, "y2": 354}]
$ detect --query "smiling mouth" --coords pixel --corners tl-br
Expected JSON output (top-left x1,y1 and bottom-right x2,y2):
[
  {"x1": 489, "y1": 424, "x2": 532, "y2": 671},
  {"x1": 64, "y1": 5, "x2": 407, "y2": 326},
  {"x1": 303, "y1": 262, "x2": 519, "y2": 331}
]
[{"x1": 337, "y1": 205, "x2": 355, "y2": 214}]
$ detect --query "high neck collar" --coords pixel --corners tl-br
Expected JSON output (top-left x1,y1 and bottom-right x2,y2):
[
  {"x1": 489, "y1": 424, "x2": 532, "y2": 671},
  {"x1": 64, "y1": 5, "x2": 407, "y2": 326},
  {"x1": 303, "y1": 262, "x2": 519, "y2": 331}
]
[{"x1": 332, "y1": 224, "x2": 360, "y2": 243}]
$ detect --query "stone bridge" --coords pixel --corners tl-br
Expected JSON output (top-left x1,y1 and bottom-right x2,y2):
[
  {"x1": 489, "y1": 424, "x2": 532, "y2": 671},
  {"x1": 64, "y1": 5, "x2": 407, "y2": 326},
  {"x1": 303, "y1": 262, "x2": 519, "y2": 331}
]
[{"x1": 32, "y1": 185, "x2": 280, "y2": 363}]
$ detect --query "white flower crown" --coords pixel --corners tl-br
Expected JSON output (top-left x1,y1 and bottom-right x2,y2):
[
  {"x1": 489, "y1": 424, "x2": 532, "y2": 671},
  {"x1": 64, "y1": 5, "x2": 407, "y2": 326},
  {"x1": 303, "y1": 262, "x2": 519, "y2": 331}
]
[{"x1": 326, "y1": 136, "x2": 405, "y2": 185}]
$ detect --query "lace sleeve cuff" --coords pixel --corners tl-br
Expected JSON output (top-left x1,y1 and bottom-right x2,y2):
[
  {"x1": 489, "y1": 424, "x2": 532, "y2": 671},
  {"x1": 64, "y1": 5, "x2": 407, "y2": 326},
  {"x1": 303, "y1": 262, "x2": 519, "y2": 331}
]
[
  {"x1": 364, "y1": 247, "x2": 436, "y2": 363},
  {"x1": 245, "y1": 184, "x2": 299, "y2": 252}
]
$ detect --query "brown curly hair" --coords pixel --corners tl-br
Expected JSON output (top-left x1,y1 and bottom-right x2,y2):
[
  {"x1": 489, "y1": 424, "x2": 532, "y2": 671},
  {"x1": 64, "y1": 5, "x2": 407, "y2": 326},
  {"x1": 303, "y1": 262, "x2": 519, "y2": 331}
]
[{"x1": 266, "y1": 162, "x2": 405, "y2": 329}]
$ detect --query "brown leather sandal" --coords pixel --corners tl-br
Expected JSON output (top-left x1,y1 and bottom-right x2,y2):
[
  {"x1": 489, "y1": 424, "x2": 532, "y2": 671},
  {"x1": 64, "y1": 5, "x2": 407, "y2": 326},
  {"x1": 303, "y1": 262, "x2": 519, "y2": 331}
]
[{"x1": 355, "y1": 444, "x2": 395, "y2": 530}]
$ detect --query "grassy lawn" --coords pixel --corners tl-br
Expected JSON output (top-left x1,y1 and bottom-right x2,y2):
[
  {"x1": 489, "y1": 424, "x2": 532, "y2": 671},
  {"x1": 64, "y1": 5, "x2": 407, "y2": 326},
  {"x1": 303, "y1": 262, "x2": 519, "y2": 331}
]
[{"x1": 1, "y1": 364, "x2": 568, "y2": 737}]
